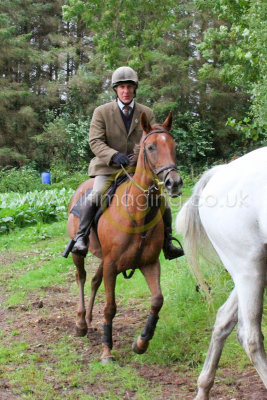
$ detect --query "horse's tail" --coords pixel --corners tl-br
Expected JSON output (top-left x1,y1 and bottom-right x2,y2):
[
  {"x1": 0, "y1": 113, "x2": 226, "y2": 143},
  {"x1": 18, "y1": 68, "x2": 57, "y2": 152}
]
[{"x1": 176, "y1": 165, "x2": 224, "y2": 300}]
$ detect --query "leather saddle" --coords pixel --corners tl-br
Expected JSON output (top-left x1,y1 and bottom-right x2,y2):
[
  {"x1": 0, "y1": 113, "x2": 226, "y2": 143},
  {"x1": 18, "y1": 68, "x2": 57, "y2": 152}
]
[{"x1": 70, "y1": 174, "x2": 128, "y2": 227}]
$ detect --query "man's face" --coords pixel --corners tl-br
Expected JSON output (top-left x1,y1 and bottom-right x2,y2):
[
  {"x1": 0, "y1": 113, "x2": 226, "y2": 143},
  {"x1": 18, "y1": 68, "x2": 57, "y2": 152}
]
[{"x1": 115, "y1": 83, "x2": 135, "y2": 104}]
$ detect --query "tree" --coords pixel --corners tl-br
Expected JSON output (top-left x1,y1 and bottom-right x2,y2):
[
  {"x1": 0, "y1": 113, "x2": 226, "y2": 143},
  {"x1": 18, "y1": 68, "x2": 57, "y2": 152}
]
[
  {"x1": 0, "y1": 0, "x2": 259, "y2": 172},
  {"x1": 63, "y1": 0, "x2": 252, "y2": 167},
  {"x1": 0, "y1": 0, "x2": 93, "y2": 168},
  {"x1": 195, "y1": 0, "x2": 267, "y2": 145}
]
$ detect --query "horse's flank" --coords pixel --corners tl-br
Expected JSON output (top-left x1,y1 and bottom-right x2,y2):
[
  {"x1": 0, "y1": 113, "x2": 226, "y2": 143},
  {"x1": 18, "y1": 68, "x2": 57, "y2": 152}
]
[{"x1": 176, "y1": 146, "x2": 267, "y2": 399}]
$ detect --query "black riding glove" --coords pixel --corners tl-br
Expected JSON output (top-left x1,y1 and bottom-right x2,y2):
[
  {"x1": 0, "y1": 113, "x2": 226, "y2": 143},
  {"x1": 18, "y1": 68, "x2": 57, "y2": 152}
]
[{"x1": 112, "y1": 152, "x2": 130, "y2": 167}]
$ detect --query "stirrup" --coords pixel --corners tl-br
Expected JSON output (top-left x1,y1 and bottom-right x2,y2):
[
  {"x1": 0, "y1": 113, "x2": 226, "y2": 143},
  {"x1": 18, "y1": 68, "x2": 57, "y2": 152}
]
[
  {"x1": 170, "y1": 235, "x2": 184, "y2": 251},
  {"x1": 163, "y1": 236, "x2": 184, "y2": 260}
]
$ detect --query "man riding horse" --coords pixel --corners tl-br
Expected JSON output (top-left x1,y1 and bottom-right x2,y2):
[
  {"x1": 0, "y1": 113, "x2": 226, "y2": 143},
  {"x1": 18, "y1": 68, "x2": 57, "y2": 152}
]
[{"x1": 72, "y1": 66, "x2": 183, "y2": 260}]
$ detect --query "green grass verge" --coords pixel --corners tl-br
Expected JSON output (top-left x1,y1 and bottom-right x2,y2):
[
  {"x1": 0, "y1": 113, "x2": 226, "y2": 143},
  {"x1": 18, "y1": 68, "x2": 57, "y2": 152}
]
[{"x1": 0, "y1": 191, "x2": 266, "y2": 399}]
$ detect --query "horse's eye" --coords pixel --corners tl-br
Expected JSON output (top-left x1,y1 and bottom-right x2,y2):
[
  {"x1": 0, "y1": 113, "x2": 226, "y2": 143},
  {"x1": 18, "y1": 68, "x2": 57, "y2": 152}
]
[{"x1": 147, "y1": 144, "x2": 155, "y2": 152}]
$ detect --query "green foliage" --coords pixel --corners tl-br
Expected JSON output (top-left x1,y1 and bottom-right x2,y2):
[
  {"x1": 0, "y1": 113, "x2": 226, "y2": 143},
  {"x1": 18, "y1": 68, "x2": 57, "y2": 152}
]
[
  {"x1": 33, "y1": 109, "x2": 92, "y2": 168},
  {"x1": 1, "y1": 0, "x2": 264, "y2": 174},
  {"x1": 172, "y1": 112, "x2": 215, "y2": 174},
  {"x1": 196, "y1": 0, "x2": 267, "y2": 134},
  {"x1": 0, "y1": 188, "x2": 74, "y2": 233},
  {"x1": 49, "y1": 168, "x2": 89, "y2": 190},
  {"x1": 0, "y1": 166, "x2": 42, "y2": 193},
  {"x1": 0, "y1": 0, "x2": 94, "y2": 169},
  {"x1": 63, "y1": 0, "x2": 254, "y2": 165},
  {"x1": 227, "y1": 116, "x2": 267, "y2": 147},
  {"x1": 0, "y1": 148, "x2": 29, "y2": 168},
  {"x1": 64, "y1": 0, "x2": 176, "y2": 69}
]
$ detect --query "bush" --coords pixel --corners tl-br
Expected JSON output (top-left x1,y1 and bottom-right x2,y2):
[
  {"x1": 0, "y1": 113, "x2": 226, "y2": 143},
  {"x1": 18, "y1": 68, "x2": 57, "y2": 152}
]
[
  {"x1": 0, "y1": 167, "x2": 42, "y2": 193},
  {"x1": 50, "y1": 170, "x2": 89, "y2": 190},
  {"x1": 0, "y1": 188, "x2": 74, "y2": 233},
  {"x1": 0, "y1": 148, "x2": 29, "y2": 168},
  {"x1": 33, "y1": 109, "x2": 93, "y2": 168},
  {"x1": 0, "y1": 163, "x2": 90, "y2": 193},
  {"x1": 171, "y1": 112, "x2": 216, "y2": 175}
]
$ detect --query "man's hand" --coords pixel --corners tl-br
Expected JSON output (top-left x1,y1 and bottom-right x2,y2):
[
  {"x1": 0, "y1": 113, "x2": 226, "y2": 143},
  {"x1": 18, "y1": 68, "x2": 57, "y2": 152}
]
[{"x1": 112, "y1": 152, "x2": 130, "y2": 167}]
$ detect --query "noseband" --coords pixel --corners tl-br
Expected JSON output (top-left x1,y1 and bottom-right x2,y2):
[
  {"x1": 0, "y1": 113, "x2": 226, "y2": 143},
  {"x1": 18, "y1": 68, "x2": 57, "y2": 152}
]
[
  {"x1": 142, "y1": 129, "x2": 177, "y2": 182},
  {"x1": 121, "y1": 129, "x2": 177, "y2": 194}
]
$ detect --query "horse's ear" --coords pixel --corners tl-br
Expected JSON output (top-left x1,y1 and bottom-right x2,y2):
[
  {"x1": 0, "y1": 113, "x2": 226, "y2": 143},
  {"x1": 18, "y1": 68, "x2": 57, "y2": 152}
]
[
  {"x1": 162, "y1": 111, "x2": 172, "y2": 131},
  {"x1": 141, "y1": 112, "x2": 152, "y2": 134}
]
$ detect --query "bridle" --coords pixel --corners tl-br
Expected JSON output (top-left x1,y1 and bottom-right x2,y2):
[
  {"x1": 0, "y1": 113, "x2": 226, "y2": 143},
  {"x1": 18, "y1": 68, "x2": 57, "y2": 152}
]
[
  {"x1": 121, "y1": 129, "x2": 177, "y2": 193},
  {"x1": 142, "y1": 129, "x2": 177, "y2": 183}
]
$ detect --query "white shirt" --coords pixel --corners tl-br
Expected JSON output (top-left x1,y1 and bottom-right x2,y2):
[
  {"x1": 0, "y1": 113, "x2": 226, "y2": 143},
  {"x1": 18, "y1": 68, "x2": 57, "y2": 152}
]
[{"x1": 117, "y1": 98, "x2": 134, "y2": 113}]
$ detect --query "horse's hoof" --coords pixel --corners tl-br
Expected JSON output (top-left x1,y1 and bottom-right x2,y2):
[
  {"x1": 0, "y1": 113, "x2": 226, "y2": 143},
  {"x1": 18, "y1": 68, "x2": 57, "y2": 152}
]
[
  {"x1": 101, "y1": 356, "x2": 115, "y2": 365},
  {"x1": 75, "y1": 326, "x2": 88, "y2": 337},
  {"x1": 132, "y1": 337, "x2": 149, "y2": 354},
  {"x1": 86, "y1": 326, "x2": 97, "y2": 337}
]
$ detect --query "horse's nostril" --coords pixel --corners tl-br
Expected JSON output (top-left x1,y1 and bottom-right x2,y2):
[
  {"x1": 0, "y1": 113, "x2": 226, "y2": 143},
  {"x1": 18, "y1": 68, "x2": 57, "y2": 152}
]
[
  {"x1": 165, "y1": 178, "x2": 172, "y2": 189},
  {"x1": 165, "y1": 177, "x2": 183, "y2": 197}
]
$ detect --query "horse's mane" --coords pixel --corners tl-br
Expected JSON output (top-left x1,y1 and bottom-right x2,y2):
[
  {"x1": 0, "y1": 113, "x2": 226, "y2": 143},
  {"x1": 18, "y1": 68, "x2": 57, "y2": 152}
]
[{"x1": 129, "y1": 124, "x2": 170, "y2": 167}]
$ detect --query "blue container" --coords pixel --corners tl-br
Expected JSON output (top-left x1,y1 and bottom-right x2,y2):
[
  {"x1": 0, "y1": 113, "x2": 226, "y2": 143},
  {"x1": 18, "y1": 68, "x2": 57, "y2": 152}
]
[{"x1": 41, "y1": 172, "x2": 51, "y2": 184}]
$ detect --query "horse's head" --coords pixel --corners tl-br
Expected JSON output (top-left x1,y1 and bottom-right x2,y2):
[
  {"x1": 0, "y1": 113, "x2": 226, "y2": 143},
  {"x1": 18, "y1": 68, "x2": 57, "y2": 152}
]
[{"x1": 140, "y1": 112, "x2": 183, "y2": 197}]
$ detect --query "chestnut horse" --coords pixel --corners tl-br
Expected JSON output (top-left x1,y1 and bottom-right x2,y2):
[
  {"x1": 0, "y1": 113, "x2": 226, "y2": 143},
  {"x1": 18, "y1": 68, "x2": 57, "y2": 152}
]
[{"x1": 66, "y1": 112, "x2": 182, "y2": 363}]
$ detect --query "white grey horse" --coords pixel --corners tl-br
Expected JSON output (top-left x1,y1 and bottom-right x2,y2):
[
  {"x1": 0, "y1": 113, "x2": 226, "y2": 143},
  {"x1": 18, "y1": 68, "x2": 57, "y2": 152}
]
[{"x1": 176, "y1": 147, "x2": 267, "y2": 400}]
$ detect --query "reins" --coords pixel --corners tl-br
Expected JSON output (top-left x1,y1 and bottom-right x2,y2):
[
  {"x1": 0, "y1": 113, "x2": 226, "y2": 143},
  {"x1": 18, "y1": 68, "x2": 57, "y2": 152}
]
[
  {"x1": 121, "y1": 164, "x2": 148, "y2": 193},
  {"x1": 120, "y1": 128, "x2": 176, "y2": 279}
]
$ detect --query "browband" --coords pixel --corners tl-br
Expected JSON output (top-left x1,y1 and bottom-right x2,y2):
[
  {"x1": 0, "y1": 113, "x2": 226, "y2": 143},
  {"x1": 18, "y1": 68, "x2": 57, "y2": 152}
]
[{"x1": 143, "y1": 129, "x2": 173, "y2": 141}]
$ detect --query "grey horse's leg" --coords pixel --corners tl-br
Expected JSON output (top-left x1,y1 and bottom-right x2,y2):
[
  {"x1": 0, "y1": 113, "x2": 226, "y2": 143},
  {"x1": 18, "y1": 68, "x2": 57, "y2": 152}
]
[{"x1": 194, "y1": 289, "x2": 238, "y2": 400}]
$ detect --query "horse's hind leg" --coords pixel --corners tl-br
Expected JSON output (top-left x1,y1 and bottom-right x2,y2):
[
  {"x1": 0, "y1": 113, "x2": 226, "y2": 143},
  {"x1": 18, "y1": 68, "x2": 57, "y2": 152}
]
[
  {"x1": 236, "y1": 265, "x2": 267, "y2": 388},
  {"x1": 86, "y1": 260, "x2": 103, "y2": 329},
  {"x1": 72, "y1": 253, "x2": 88, "y2": 337},
  {"x1": 132, "y1": 260, "x2": 163, "y2": 355},
  {"x1": 194, "y1": 289, "x2": 238, "y2": 400}
]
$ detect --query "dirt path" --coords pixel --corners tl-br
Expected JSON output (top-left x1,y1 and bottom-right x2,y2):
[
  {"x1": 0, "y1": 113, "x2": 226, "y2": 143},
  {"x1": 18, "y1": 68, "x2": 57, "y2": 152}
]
[{"x1": 0, "y1": 282, "x2": 266, "y2": 400}]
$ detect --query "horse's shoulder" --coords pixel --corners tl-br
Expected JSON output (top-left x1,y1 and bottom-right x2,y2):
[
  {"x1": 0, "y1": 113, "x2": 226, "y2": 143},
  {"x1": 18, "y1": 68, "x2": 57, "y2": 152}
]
[{"x1": 68, "y1": 178, "x2": 94, "y2": 211}]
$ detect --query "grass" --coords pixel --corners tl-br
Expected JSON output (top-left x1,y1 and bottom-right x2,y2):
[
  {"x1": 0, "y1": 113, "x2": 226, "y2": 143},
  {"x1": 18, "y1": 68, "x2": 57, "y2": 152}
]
[{"x1": 0, "y1": 188, "x2": 266, "y2": 399}]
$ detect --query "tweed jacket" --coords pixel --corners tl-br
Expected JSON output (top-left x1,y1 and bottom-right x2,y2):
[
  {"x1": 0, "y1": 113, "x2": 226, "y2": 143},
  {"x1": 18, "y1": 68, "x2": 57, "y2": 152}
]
[{"x1": 88, "y1": 100, "x2": 155, "y2": 176}]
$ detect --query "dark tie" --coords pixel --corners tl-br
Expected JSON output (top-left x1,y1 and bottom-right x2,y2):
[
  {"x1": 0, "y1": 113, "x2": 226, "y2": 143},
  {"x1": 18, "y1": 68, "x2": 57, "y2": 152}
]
[{"x1": 123, "y1": 105, "x2": 131, "y2": 116}]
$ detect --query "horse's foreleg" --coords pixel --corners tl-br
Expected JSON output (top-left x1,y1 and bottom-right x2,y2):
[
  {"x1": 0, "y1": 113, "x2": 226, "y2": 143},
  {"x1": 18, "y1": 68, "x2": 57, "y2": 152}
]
[
  {"x1": 101, "y1": 259, "x2": 117, "y2": 363},
  {"x1": 132, "y1": 260, "x2": 163, "y2": 355},
  {"x1": 86, "y1": 260, "x2": 103, "y2": 329},
  {"x1": 236, "y1": 269, "x2": 267, "y2": 389},
  {"x1": 194, "y1": 288, "x2": 238, "y2": 400},
  {"x1": 72, "y1": 253, "x2": 88, "y2": 337}
]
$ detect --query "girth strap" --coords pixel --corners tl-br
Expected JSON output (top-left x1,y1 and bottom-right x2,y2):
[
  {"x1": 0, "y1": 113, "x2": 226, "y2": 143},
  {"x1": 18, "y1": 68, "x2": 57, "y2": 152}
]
[
  {"x1": 122, "y1": 270, "x2": 135, "y2": 279},
  {"x1": 122, "y1": 233, "x2": 146, "y2": 280}
]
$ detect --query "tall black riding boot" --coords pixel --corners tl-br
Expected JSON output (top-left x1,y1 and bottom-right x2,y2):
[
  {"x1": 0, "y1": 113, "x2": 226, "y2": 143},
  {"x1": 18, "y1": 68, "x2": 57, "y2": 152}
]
[
  {"x1": 163, "y1": 207, "x2": 184, "y2": 260},
  {"x1": 72, "y1": 200, "x2": 97, "y2": 256}
]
